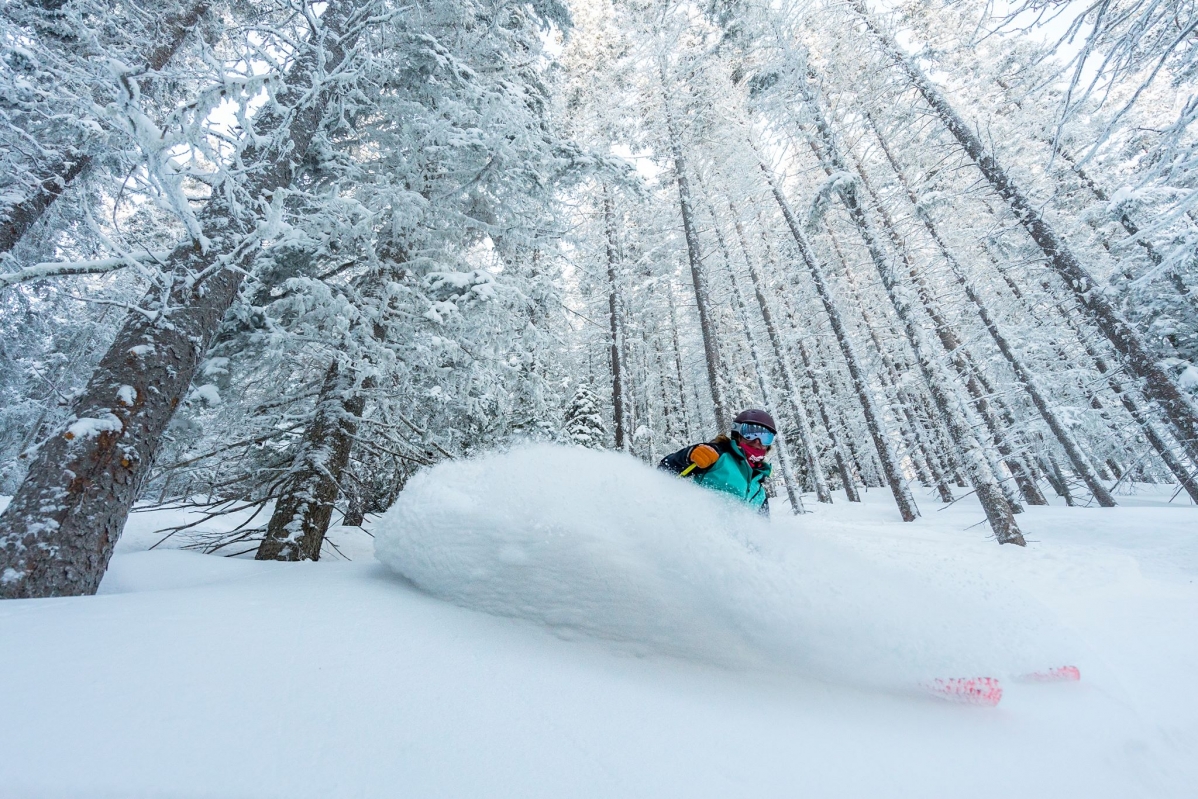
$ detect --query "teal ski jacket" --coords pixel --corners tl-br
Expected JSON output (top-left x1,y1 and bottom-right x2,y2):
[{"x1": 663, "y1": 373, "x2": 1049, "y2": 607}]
[{"x1": 658, "y1": 436, "x2": 772, "y2": 515}]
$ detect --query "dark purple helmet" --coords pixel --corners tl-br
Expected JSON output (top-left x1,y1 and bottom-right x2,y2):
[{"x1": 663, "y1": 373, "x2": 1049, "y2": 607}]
[{"x1": 733, "y1": 408, "x2": 776, "y2": 433}]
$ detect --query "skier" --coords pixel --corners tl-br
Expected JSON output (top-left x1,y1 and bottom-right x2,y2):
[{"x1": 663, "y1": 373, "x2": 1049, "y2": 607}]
[{"x1": 658, "y1": 409, "x2": 776, "y2": 516}]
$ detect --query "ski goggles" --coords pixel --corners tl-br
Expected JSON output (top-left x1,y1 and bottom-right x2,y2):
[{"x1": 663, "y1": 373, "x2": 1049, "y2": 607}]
[{"x1": 734, "y1": 422, "x2": 775, "y2": 447}]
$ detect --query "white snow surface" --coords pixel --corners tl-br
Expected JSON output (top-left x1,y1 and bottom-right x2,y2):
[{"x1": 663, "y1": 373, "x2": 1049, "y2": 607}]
[{"x1": 0, "y1": 445, "x2": 1195, "y2": 798}]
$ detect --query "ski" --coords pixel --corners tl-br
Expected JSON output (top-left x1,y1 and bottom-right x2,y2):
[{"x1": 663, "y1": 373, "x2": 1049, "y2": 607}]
[
  {"x1": 1015, "y1": 665, "x2": 1081, "y2": 683},
  {"x1": 924, "y1": 676, "x2": 1003, "y2": 706}
]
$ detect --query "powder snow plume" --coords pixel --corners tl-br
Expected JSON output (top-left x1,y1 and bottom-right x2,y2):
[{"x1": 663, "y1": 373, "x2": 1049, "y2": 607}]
[{"x1": 375, "y1": 444, "x2": 1073, "y2": 690}]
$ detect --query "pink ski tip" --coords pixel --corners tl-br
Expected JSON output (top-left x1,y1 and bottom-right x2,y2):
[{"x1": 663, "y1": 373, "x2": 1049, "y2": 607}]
[
  {"x1": 924, "y1": 676, "x2": 1003, "y2": 706},
  {"x1": 1016, "y1": 665, "x2": 1081, "y2": 683}
]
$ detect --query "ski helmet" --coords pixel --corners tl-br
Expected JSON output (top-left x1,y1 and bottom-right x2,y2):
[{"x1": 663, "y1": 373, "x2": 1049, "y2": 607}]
[{"x1": 732, "y1": 408, "x2": 776, "y2": 433}]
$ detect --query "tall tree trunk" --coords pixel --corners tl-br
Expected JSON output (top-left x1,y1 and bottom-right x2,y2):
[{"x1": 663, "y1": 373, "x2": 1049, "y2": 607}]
[
  {"x1": 761, "y1": 161, "x2": 919, "y2": 521},
  {"x1": 1053, "y1": 301, "x2": 1198, "y2": 503},
  {"x1": 638, "y1": 324, "x2": 660, "y2": 463},
  {"x1": 751, "y1": 206, "x2": 844, "y2": 501},
  {"x1": 0, "y1": 1, "x2": 361, "y2": 598},
  {"x1": 852, "y1": 0, "x2": 1198, "y2": 468},
  {"x1": 0, "y1": 0, "x2": 211, "y2": 256},
  {"x1": 1047, "y1": 453, "x2": 1077, "y2": 506},
  {"x1": 653, "y1": 334, "x2": 679, "y2": 447},
  {"x1": 976, "y1": 223, "x2": 1191, "y2": 495},
  {"x1": 661, "y1": 66, "x2": 730, "y2": 427},
  {"x1": 256, "y1": 361, "x2": 366, "y2": 561},
  {"x1": 604, "y1": 186, "x2": 630, "y2": 451}
]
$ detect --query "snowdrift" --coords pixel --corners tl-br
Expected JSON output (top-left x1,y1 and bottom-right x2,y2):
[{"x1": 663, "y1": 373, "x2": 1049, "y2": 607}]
[{"x1": 375, "y1": 444, "x2": 1072, "y2": 691}]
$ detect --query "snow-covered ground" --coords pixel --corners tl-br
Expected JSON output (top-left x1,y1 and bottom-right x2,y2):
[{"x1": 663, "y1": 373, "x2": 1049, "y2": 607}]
[{"x1": 1, "y1": 445, "x2": 1195, "y2": 798}]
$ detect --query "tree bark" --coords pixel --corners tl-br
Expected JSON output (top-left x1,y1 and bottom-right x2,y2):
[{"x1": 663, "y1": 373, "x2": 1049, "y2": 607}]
[
  {"x1": 604, "y1": 187, "x2": 630, "y2": 451},
  {"x1": 750, "y1": 206, "x2": 845, "y2": 501},
  {"x1": 827, "y1": 230, "x2": 956, "y2": 504},
  {"x1": 698, "y1": 187, "x2": 805, "y2": 513},
  {"x1": 1054, "y1": 301, "x2": 1198, "y2": 503},
  {"x1": 661, "y1": 66, "x2": 730, "y2": 427},
  {"x1": 665, "y1": 284, "x2": 696, "y2": 441},
  {"x1": 0, "y1": 1, "x2": 360, "y2": 598},
  {"x1": 856, "y1": 121, "x2": 1098, "y2": 506},
  {"x1": 256, "y1": 361, "x2": 366, "y2": 561}
]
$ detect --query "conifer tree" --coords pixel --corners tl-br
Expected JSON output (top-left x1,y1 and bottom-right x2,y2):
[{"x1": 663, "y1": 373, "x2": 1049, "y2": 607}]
[{"x1": 565, "y1": 385, "x2": 609, "y2": 449}]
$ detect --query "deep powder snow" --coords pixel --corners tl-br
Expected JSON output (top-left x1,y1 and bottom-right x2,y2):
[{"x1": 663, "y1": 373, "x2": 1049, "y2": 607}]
[{"x1": 375, "y1": 444, "x2": 1074, "y2": 691}]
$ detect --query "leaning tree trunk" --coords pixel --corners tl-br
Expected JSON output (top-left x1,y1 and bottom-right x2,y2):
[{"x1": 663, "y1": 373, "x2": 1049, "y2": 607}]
[
  {"x1": 757, "y1": 210, "x2": 860, "y2": 502},
  {"x1": 791, "y1": 86, "x2": 1023, "y2": 544},
  {"x1": 661, "y1": 66, "x2": 730, "y2": 427},
  {"x1": 993, "y1": 236, "x2": 1198, "y2": 477},
  {"x1": 604, "y1": 186, "x2": 630, "y2": 451},
  {"x1": 990, "y1": 80, "x2": 1193, "y2": 306},
  {"x1": 0, "y1": 1, "x2": 361, "y2": 599},
  {"x1": 761, "y1": 161, "x2": 919, "y2": 521},
  {"x1": 1046, "y1": 453, "x2": 1077, "y2": 506},
  {"x1": 0, "y1": 0, "x2": 211, "y2": 256},
  {"x1": 852, "y1": 0, "x2": 1198, "y2": 468},
  {"x1": 256, "y1": 361, "x2": 367, "y2": 561}
]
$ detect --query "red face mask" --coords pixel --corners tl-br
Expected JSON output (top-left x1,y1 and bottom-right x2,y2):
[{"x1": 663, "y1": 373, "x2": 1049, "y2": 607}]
[{"x1": 739, "y1": 437, "x2": 769, "y2": 467}]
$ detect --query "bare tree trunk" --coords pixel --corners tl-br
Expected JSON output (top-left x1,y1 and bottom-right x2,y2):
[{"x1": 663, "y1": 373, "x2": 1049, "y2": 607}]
[
  {"x1": 1048, "y1": 140, "x2": 1194, "y2": 306},
  {"x1": 0, "y1": 1, "x2": 360, "y2": 598},
  {"x1": 0, "y1": 0, "x2": 212, "y2": 256},
  {"x1": 761, "y1": 161, "x2": 919, "y2": 521},
  {"x1": 766, "y1": 224, "x2": 862, "y2": 500},
  {"x1": 1047, "y1": 453, "x2": 1077, "y2": 506},
  {"x1": 256, "y1": 362, "x2": 366, "y2": 561},
  {"x1": 661, "y1": 68, "x2": 730, "y2": 427},
  {"x1": 855, "y1": 123, "x2": 1043, "y2": 505},
  {"x1": 604, "y1": 187, "x2": 630, "y2": 451},
  {"x1": 852, "y1": 0, "x2": 1198, "y2": 467},
  {"x1": 989, "y1": 75, "x2": 1190, "y2": 302},
  {"x1": 653, "y1": 334, "x2": 679, "y2": 446},
  {"x1": 979, "y1": 234, "x2": 1188, "y2": 495},
  {"x1": 341, "y1": 475, "x2": 368, "y2": 528},
  {"x1": 638, "y1": 324, "x2": 660, "y2": 463}
]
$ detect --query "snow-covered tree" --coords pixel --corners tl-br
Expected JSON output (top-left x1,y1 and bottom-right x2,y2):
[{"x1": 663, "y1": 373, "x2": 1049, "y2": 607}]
[{"x1": 565, "y1": 385, "x2": 608, "y2": 448}]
